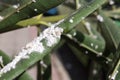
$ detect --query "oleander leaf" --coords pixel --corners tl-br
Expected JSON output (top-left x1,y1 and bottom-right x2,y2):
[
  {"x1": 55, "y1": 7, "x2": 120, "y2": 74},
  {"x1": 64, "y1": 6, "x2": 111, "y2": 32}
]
[
  {"x1": 64, "y1": 31, "x2": 110, "y2": 66},
  {"x1": 99, "y1": 11, "x2": 120, "y2": 53},
  {"x1": 0, "y1": 0, "x2": 65, "y2": 32},
  {"x1": 0, "y1": 50, "x2": 33, "y2": 80},
  {"x1": 0, "y1": 0, "x2": 107, "y2": 79}
]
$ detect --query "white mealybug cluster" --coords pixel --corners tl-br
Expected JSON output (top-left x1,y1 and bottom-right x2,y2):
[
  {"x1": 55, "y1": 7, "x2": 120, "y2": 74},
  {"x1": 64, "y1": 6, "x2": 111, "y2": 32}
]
[
  {"x1": 43, "y1": 25, "x2": 63, "y2": 46},
  {"x1": 96, "y1": 15, "x2": 104, "y2": 22},
  {"x1": 0, "y1": 21, "x2": 63, "y2": 76}
]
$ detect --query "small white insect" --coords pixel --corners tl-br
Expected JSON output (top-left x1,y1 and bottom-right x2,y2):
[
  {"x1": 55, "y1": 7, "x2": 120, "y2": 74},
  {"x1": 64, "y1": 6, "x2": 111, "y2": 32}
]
[
  {"x1": 81, "y1": 17, "x2": 85, "y2": 20},
  {"x1": 95, "y1": 45, "x2": 98, "y2": 49},
  {"x1": 109, "y1": 0, "x2": 115, "y2": 5},
  {"x1": 66, "y1": 34, "x2": 72, "y2": 39},
  {"x1": 97, "y1": 15, "x2": 104, "y2": 22},
  {"x1": 12, "y1": 4, "x2": 20, "y2": 9},
  {"x1": 0, "y1": 16, "x2": 4, "y2": 21},
  {"x1": 90, "y1": 43, "x2": 94, "y2": 47},
  {"x1": 32, "y1": 0, "x2": 36, "y2": 2},
  {"x1": 93, "y1": 69, "x2": 97, "y2": 75},
  {"x1": 69, "y1": 19, "x2": 73, "y2": 23},
  {"x1": 84, "y1": 22, "x2": 91, "y2": 31},
  {"x1": 34, "y1": 9, "x2": 37, "y2": 12},
  {"x1": 97, "y1": 52, "x2": 103, "y2": 57}
]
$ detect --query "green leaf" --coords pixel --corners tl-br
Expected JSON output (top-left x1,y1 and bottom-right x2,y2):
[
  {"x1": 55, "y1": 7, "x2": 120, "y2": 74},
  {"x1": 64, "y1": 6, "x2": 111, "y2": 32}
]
[
  {"x1": 0, "y1": 50, "x2": 33, "y2": 80},
  {"x1": 63, "y1": 31, "x2": 110, "y2": 66},
  {"x1": 115, "y1": 20, "x2": 120, "y2": 27},
  {"x1": 108, "y1": 44, "x2": 120, "y2": 80},
  {"x1": 16, "y1": 14, "x2": 66, "y2": 27},
  {"x1": 0, "y1": 0, "x2": 65, "y2": 32},
  {"x1": 59, "y1": 0, "x2": 107, "y2": 33},
  {"x1": 99, "y1": 11, "x2": 120, "y2": 53},
  {"x1": 0, "y1": 0, "x2": 107, "y2": 79},
  {"x1": 68, "y1": 43, "x2": 89, "y2": 67},
  {"x1": 0, "y1": 51, "x2": 51, "y2": 80},
  {"x1": 0, "y1": 50, "x2": 11, "y2": 65},
  {"x1": 42, "y1": 65, "x2": 51, "y2": 80}
]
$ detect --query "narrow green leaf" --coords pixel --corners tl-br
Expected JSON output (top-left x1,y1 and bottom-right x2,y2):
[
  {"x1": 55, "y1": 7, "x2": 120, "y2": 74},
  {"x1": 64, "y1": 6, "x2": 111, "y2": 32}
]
[
  {"x1": 59, "y1": 0, "x2": 107, "y2": 33},
  {"x1": 42, "y1": 65, "x2": 51, "y2": 80},
  {"x1": 0, "y1": 50, "x2": 33, "y2": 80},
  {"x1": 0, "y1": 50, "x2": 11, "y2": 65},
  {"x1": 115, "y1": 20, "x2": 120, "y2": 27},
  {"x1": 63, "y1": 31, "x2": 110, "y2": 66},
  {"x1": 16, "y1": 14, "x2": 66, "y2": 27},
  {"x1": 68, "y1": 44, "x2": 89, "y2": 67},
  {"x1": 108, "y1": 44, "x2": 120, "y2": 80},
  {"x1": 0, "y1": 51, "x2": 51, "y2": 80},
  {"x1": 0, "y1": 0, "x2": 65, "y2": 32},
  {"x1": 99, "y1": 11, "x2": 120, "y2": 53},
  {"x1": 0, "y1": 0, "x2": 107, "y2": 79}
]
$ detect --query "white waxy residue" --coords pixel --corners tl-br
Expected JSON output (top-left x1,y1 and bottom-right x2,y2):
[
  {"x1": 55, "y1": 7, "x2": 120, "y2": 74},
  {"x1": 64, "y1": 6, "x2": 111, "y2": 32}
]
[
  {"x1": 97, "y1": 15, "x2": 104, "y2": 22},
  {"x1": 69, "y1": 17, "x2": 74, "y2": 23},
  {"x1": 0, "y1": 16, "x2": 4, "y2": 21},
  {"x1": 77, "y1": 3, "x2": 81, "y2": 9},
  {"x1": 81, "y1": 17, "x2": 85, "y2": 20},
  {"x1": 97, "y1": 52, "x2": 103, "y2": 57},
  {"x1": 73, "y1": 32, "x2": 77, "y2": 36},
  {"x1": 0, "y1": 20, "x2": 64, "y2": 76},
  {"x1": 90, "y1": 43, "x2": 94, "y2": 47},
  {"x1": 12, "y1": 4, "x2": 20, "y2": 9},
  {"x1": 95, "y1": 45, "x2": 98, "y2": 49},
  {"x1": 69, "y1": 19, "x2": 73, "y2": 23},
  {"x1": 66, "y1": 34, "x2": 72, "y2": 39},
  {"x1": 32, "y1": 0, "x2": 36, "y2": 2},
  {"x1": 93, "y1": 69, "x2": 97, "y2": 75},
  {"x1": 109, "y1": 0, "x2": 115, "y2": 5},
  {"x1": 40, "y1": 61, "x2": 47, "y2": 68},
  {"x1": 84, "y1": 22, "x2": 91, "y2": 31},
  {"x1": 34, "y1": 9, "x2": 37, "y2": 12}
]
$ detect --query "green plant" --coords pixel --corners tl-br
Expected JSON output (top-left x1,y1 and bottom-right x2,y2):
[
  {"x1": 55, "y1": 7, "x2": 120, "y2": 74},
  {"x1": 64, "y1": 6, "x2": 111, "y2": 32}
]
[{"x1": 0, "y1": 0, "x2": 120, "y2": 80}]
